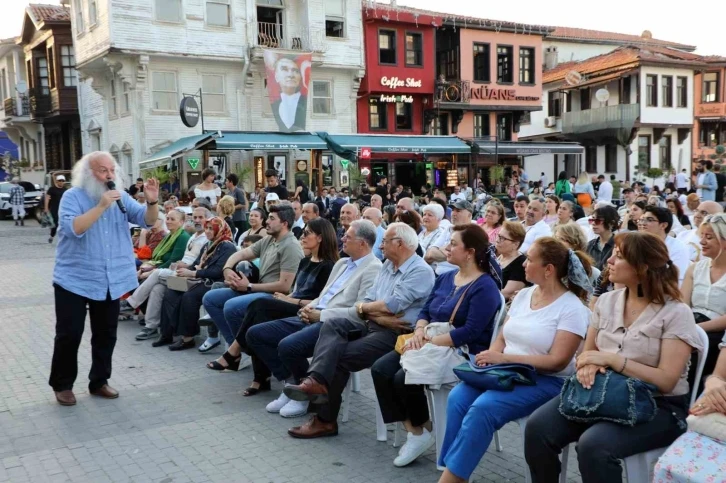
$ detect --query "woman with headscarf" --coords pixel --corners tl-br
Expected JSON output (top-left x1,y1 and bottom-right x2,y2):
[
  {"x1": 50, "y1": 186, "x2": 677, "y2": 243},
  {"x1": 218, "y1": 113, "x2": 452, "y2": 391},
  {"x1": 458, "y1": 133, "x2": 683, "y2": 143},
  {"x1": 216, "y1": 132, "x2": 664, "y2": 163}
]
[{"x1": 154, "y1": 218, "x2": 238, "y2": 350}]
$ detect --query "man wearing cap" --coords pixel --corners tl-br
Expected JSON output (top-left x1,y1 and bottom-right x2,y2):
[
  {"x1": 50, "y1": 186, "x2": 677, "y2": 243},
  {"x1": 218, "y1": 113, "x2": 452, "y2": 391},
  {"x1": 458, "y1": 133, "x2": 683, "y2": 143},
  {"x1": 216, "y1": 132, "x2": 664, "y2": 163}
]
[
  {"x1": 520, "y1": 198, "x2": 552, "y2": 254},
  {"x1": 429, "y1": 199, "x2": 474, "y2": 275},
  {"x1": 45, "y1": 174, "x2": 68, "y2": 243},
  {"x1": 618, "y1": 187, "x2": 636, "y2": 218}
]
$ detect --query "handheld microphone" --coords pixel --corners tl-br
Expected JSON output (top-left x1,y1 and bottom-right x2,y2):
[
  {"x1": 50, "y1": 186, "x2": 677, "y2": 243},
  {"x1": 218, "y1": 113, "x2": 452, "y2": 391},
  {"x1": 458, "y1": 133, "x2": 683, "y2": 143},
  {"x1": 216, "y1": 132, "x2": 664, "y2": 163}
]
[{"x1": 105, "y1": 181, "x2": 127, "y2": 213}]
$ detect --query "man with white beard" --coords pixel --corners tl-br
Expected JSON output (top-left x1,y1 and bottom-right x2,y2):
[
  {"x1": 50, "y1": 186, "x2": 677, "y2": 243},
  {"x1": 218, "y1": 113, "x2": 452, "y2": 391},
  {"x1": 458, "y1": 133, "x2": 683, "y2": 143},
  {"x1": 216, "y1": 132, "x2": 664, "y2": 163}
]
[
  {"x1": 677, "y1": 200, "x2": 723, "y2": 262},
  {"x1": 50, "y1": 151, "x2": 160, "y2": 406}
]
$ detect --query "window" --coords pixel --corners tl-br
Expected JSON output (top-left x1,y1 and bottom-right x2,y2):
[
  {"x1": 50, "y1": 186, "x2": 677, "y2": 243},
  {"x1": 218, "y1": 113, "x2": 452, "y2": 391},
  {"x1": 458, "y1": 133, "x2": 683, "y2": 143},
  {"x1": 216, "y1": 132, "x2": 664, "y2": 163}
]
[
  {"x1": 89, "y1": 0, "x2": 97, "y2": 25},
  {"x1": 676, "y1": 76, "x2": 687, "y2": 107},
  {"x1": 703, "y1": 73, "x2": 719, "y2": 103},
  {"x1": 312, "y1": 80, "x2": 332, "y2": 115},
  {"x1": 659, "y1": 135, "x2": 672, "y2": 170},
  {"x1": 368, "y1": 99, "x2": 387, "y2": 130},
  {"x1": 619, "y1": 76, "x2": 631, "y2": 104},
  {"x1": 585, "y1": 146, "x2": 597, "y2": 173},
  {"x1": 109, "y1": 75, "x2": 118, "y2": 117},
  {"x1": 432, "y1": 114, "x2": 449, "y2": 135},
  {"x1": 395, "y1": 102, "x2": 412, "y2": 130},
  {"x1": 325, "y1": 0, "x2": 345, "y2": 38},
  {"x1": 565, "y1": 91, "x2": 572, "y2": 112},
  {"x1": 496, "y1": 46, "x2": 513, "y2": 83},
  {"x1": 74, "y1": 0, "x2": 84, "y2": 33},
  {"x1": 646, "y1": 74, "x2": 657, "y2": 106},
  {"x1": 206, "y1": 0, "x2": 230, "y2": 27},
  {"x1": 638, "y1": 135, "x2": 651, "y2": 169},
  {"x1": 47, "y1": 47, "x2": 55, "y2": 88},
  {"x1": 37, "y1": 58, "x2": 49, "y2": 95},
  {"x1": 472, "y1": 43, "x2": 490, "y2": 82},
  {"x1": 496, "y1": 113, "x2": 512, "y2": 141},
  {"x1": 151, "y1": 71, "x2": 178, "y2": 111},
  {"x1": 121, "y1": 81, "x2": 130, "y2": 114},
  {"x1": 580, "y1": 87, "x2": 591, "y2": 110},
  {"x1": 405, "y1": 33, "x2": 423, "y2": 67},
  {"x1": 61, "y1": 46, "x2": 77, "y2": 87},
  {"x1": 202, "y1": 74, "x2": 225, "y2": 113},
  {"x1": 473, "y1": 113, "x2": 490, "y2": 138},
  {"x1": 661, "y1": 76, "x2": 673, "y2": 107},
  {"x1": 547, "y1": 91, "x2": 562, "y2": 117},
  {"x1": 155, "y1": 0, "x2": 182, "y2": 23},
  {"x1": 0, "y1": 69, "x2": 6, "y2": 101},
  {"x1": 379, "y1": 30, "x2": 396, "y2": 65},
  {"x1": 519, "y1": 47, "x2": 535, "y2": 84},
  {"x1": 700, "y1": 122, "x2": 720, "y2": 146},
  {"x1": 605, "y1": 145, "x2": 618, "y2": 173}
]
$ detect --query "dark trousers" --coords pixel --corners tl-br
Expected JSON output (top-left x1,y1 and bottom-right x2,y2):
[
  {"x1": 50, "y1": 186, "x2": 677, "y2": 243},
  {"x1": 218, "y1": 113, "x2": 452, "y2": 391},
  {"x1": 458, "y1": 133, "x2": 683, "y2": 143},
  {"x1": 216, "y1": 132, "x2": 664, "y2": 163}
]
[
  {"x1": 235, "y1": 298, "x2": 300, "y2": 383},
  {"x1": 160, "y1": 283, "x2": 211, "y2": 338},
  {"x1": 308, "y1": 318, "x2": 398, "y2": 423},
  {"x1": 49, "y1": 284, "x2": 119, "y2": 392},
  {"x1": 524, "y1": 395, "x2": 688, "y2": 483},
  {"x1": 50, "y1": 210, "x2": 59, "y2": 238},
  {"x1": 246, "y1": 317, "x2": 322, "y2": 382},
  {"x1": 371, "y1": 350, "x2": 430, "y2": 427},
  {"x1": 233, "y1": 220, "x2": 249, "y2": 244}
]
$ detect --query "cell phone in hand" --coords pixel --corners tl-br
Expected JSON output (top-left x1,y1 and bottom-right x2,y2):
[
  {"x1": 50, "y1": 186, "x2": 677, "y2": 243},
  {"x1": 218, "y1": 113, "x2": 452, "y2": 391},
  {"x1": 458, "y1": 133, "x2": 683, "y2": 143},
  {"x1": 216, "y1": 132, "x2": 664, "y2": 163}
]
[{"x1": 347, "y1": 329, "x2": 363, "y2": 341}]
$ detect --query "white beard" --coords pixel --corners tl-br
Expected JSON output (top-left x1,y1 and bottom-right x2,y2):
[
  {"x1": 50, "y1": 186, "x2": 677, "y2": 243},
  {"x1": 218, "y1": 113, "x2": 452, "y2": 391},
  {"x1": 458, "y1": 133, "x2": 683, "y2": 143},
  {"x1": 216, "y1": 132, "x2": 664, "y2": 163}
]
[{"x1": 82, "y1": 177, "x2": 111, "y2": 202}]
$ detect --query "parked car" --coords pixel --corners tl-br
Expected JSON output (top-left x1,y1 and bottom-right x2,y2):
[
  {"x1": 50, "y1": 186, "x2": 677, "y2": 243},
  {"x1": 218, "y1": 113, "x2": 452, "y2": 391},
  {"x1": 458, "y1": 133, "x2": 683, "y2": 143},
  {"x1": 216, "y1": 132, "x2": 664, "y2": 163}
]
[{"x1": 0, "y1": 181, "x2": 43, "y2": 220}]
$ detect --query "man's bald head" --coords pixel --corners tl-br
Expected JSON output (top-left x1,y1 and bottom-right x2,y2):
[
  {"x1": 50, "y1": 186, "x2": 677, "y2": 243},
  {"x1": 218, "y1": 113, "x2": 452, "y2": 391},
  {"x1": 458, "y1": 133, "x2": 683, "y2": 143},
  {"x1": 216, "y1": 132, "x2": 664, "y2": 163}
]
[
  {"x1": 694, "y1": 201, "x2": 724, "y2": 228},
  {"x1": 396, "y1": 197, "x2": 414, "y2": 214},
  {"x1": 362, "y1": 207, "x2": 383, "y2": 227}
]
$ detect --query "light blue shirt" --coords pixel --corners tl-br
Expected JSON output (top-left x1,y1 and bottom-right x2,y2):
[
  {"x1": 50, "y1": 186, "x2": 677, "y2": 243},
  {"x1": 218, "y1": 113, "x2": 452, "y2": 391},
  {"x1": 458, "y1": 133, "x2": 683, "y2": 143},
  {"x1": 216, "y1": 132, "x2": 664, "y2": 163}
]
[
  {"x1": 53, "y1": 187, "x2": 149, "y2": 301},
  {"x1": 373, "y1": 225, "x2": 385, "y2": 260},
  {"x1": 700, "y1": 171, "x2": 718, "y2": 201},
  {"x1": 362, "y1": 254, "x2": 435, "y2": 327},
  {"x1": 316, "y1": 253, "x2": 374, "y2": 310}
]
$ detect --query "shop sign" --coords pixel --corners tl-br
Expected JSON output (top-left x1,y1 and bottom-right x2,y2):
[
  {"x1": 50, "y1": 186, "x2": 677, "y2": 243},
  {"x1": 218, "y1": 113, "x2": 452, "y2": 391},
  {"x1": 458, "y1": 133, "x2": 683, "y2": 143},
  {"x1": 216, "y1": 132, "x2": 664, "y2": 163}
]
[
  {"x1": 470, "y1": 86, "x2": 540, "y2": 102},
  {"x1": 378, "y1": 94, "x2": 414, "y2": 103},
  {"x1": 359, "y1": 147, "x2": 372, "y2": 159},
  {"x1": 179, "y1": 96, "x2": 200, "y2": 128},
  {"x1": 187, "y1": 158, "x2": 200, "y2": 169},
  {"x1": 340, "y1": 159, "x2": 350, "y2": 169},
  {"x1": 380, "y1": 76, "x2": 422, "y2": 90}
]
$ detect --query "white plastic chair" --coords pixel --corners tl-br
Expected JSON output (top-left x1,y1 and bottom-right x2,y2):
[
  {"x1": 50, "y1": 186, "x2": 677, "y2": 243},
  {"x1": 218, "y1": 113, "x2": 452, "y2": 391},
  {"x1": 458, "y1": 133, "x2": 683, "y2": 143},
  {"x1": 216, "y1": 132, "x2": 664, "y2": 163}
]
[
  {"x1": 426, "y1": 292, "x2": 508, "y2": 470},
  {"x1": 559, "y1": 325, "x2": 708, "y2": 483},
  {"x1": 341, "y1": 371, "x2": 361, "y2": 423}
]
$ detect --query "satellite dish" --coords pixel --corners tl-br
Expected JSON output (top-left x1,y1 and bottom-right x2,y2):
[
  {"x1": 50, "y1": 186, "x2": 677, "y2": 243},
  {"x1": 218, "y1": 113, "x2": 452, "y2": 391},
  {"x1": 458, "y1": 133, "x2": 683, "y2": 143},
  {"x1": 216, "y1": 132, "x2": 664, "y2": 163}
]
[
  {"x1": 16, "y1": 80, "x2": 27, "y2": 94},
  {"x1": 595, "y1": 88, "x2": 610, "y2": 103}
]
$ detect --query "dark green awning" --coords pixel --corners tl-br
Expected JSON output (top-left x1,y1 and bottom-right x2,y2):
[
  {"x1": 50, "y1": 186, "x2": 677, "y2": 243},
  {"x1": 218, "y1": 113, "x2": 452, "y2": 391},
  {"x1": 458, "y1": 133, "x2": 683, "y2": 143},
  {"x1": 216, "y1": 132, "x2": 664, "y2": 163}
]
[
  {"x1": 213, "y1": 132, "x2": 328, "y2": 150},
  {"x1": 139, "y1": 132, "x2": 220, "y2": 169},
  {"x1": 321, "y1": 134, "x2": 471, "y2": 154}
]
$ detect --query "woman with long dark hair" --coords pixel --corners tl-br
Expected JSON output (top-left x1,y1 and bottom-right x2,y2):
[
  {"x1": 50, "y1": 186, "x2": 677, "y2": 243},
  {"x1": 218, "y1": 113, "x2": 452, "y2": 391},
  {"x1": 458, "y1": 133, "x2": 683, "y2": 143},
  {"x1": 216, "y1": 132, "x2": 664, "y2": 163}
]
[
  {"x1": 206, "y1": 218, "x2": 339, "y2": 394},
  {"x1": 294, "y1": 179, "x2": 311, "y2": 204},
  {"x1": 237, "y1": 207, "x2": 267, "y2": 244}
]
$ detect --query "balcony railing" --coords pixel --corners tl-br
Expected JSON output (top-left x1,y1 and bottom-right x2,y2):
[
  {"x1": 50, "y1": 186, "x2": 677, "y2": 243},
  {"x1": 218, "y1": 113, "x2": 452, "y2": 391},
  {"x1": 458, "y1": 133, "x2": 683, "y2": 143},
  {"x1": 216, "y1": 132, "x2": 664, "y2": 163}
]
[
  {"x1": 3, "y1": 96, "x2": 30, "y2": 117},
  {"x1": 28, "y1": 88, "x2": 52, "y2": 120},
  {"x1": 435, "y1": 80, "x2": 471, "y2": 104},
  {"x1": 254, "y1": 21, "x2": 326, "y2": 53},
  {"x1": 562, "y1": 104, "x2": 640, "y2": 135}
]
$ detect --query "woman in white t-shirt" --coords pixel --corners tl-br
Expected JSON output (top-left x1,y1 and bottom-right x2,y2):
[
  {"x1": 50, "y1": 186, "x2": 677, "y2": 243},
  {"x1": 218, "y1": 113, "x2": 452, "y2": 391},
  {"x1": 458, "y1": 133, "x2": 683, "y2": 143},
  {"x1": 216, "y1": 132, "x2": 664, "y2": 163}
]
[
  {"x1": 437, "y1": 237, "x2": 592, "y2": 483},
  {"x1": 194, "y1": 168, "x2": 222, "y2": 209}
]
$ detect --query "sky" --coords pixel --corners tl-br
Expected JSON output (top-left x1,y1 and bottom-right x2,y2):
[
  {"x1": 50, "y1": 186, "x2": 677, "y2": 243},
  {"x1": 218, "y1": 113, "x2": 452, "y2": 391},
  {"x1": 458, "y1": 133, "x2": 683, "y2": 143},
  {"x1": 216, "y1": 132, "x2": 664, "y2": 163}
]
[{"x1": 0, "y1": 0, "x2": 722, "y2": 56}]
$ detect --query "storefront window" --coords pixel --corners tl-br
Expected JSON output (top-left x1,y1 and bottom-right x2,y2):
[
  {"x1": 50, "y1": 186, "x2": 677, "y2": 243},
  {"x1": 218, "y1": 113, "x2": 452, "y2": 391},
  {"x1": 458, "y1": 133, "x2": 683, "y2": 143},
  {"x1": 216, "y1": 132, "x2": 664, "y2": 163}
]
[{"x1": 369, "y1": 99, "x2": 387, "y2": 130}]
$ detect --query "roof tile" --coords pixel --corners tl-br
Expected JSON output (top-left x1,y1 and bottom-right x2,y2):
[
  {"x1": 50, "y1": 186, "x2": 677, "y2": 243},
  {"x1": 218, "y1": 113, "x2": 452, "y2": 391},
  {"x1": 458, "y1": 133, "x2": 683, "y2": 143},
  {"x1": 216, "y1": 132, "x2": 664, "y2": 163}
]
[
  {"x1": 27, "y1": 4, "x2": 71, "y2": 23},
  {"x1": 547, "y1": 27, "x2": 695, "y2": 51}
]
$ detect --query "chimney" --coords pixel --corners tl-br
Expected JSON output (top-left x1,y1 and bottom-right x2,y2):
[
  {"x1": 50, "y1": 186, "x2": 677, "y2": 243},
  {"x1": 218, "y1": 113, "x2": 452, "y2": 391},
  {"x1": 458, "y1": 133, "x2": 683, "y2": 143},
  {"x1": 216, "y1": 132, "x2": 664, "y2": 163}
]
[
  {"x1": 544, "y1": 47, "x2": 558, "y2": 70},
  {"x1": 391, "y1": 0, "x2": 398, "y2": 6},
  {"x1": 59, "y1": 0, "x2": 70, "y2": 5}
]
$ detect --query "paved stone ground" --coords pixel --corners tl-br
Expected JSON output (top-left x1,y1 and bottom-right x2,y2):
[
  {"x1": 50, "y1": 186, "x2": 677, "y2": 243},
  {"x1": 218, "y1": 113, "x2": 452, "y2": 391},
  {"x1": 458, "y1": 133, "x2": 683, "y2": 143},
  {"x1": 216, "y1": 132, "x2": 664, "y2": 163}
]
[{"x1": 0, "y1": 218, "x2": 583, "y2": 483}]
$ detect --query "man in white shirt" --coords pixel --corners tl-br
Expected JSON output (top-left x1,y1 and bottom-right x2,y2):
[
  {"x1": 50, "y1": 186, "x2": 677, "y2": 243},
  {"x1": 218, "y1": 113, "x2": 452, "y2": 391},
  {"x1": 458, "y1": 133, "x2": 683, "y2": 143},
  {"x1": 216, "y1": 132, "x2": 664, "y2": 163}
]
[
  {"x1": 520, "y1": 199, "x2": 552, "y2": 254},
  {"x1": 461, "y1": 182, "x2": 473, "y2": 201},
  {"x1": 271, "y1": 57, "x2": 307, "y2": 133},
  {"x1": 596, "y1": 174, "x2": 613, "y2": 203},
  {"x1": 639, "y1": 206, "x2": 690, "y2": 286},
  {"x1": 540, "y1": 172, "x2": 548, "y2": 188},
  {"x1": 677, "y1": 200, "x2": 723, "y2": 262},
  {"x1": 509, "y1": 195, "x2": 528, "y2": 224},
  {"x1": 291, "y1": 201, "x2": 306, "y2": 238},
  {"x1": 676, "y1": 168, "x2": 689, "y2": 195},
  {"x1": 450, "y1": 186, "x2": 467, "y2": 204}
]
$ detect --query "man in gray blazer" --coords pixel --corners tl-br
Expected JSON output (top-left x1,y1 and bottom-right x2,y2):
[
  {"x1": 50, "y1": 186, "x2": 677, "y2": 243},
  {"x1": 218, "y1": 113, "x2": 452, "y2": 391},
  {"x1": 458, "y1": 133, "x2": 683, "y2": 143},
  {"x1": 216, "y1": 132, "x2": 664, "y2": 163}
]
[{"x1": 246, "y1": 219, "x2": 382, "y2": 418}]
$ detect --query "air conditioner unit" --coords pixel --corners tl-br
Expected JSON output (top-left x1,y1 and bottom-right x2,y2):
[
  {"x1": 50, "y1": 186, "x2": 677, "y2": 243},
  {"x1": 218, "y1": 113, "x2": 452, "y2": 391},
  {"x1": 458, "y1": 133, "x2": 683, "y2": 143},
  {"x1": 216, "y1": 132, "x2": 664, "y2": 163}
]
[{"x1": 544, "y1": 116, "x2": 557, "y2": 128}]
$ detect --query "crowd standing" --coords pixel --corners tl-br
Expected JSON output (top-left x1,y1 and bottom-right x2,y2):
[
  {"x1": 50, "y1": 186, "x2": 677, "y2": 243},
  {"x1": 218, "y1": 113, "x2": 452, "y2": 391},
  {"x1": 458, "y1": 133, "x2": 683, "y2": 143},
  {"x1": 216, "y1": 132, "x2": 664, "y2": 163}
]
[{"x1": 45, "y1": 153, "x2": 726, "y2": 483}]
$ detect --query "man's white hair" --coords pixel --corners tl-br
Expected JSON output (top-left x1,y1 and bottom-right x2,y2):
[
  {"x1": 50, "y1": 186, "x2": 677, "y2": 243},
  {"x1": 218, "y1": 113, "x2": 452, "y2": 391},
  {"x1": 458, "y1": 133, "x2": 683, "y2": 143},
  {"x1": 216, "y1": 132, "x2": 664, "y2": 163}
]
[
  {"x1": 422, "y1": 203, "x2": 444, "y2": 221},
  {"x1": 72, "y1": 151, "x2": 125, "y2": 200},
  {"x1": 386, "y1": 222, "x2": 418, "y2": 251},
  {"x1": 364, "y1": 207, "x2": 382, "y2": 220}
]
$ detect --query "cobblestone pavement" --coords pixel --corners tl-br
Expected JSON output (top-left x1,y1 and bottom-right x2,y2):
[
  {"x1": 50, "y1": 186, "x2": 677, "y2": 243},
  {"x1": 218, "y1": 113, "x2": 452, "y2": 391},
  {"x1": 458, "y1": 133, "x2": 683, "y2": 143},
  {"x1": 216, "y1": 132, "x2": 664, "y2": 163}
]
[{"x1": 0, "y1": 219, "x2": 582, "y2": 483}]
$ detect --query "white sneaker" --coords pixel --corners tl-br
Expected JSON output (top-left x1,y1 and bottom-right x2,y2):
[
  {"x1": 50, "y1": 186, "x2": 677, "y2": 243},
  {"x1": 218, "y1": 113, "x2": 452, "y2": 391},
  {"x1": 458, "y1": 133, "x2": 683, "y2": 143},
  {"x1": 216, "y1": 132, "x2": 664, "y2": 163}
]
[
  {"x1": 266, "y1": 392, "x2": 291, "y2": 413},
  {"x1": 239, "y1": 354, "x2": 252, "y2": 369},
  {"x1": 279, "y1": 399, "x2": 309, "y2": 418},
  {"x1": 393, "y1": 429, "x2": 435, "y2": 467}
]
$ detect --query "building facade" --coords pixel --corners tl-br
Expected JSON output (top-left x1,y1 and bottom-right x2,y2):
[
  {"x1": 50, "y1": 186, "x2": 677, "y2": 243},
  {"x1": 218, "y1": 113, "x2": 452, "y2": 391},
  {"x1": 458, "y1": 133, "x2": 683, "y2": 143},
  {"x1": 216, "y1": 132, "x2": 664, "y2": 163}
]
[
  {"x1": 693, "y1": 57, "x2": 726, "y2": 165},
  {"x1": 71, "y1": 0, "x2": 364, "y2": 191}
]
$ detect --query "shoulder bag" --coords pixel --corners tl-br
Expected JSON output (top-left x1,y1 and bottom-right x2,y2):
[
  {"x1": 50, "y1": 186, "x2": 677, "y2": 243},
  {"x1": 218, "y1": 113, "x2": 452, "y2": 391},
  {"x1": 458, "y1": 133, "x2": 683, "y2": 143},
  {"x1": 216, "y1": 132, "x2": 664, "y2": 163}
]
[{"x1": 452, "y1": 350, "x2": 537, "y2": 391}]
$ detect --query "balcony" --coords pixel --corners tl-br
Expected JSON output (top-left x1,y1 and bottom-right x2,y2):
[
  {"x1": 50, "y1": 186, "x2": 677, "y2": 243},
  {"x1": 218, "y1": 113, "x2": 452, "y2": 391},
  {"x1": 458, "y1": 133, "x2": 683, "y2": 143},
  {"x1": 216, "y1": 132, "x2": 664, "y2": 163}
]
[
  {"x1": 28, "y1": 88, "x2": 52, "y2": 121},
  {"x1": 562, "y1": 104, "x2": 640, "y2": 136},
  {"x1": 435, "y1": 80, "x2": 471, "y2": 104},
  {"x1": 3, "y1": 97, "x2": 30, "y2": 118},
  {"x1": 253, "y1": 22, "x2": 326, "y2": 53}
]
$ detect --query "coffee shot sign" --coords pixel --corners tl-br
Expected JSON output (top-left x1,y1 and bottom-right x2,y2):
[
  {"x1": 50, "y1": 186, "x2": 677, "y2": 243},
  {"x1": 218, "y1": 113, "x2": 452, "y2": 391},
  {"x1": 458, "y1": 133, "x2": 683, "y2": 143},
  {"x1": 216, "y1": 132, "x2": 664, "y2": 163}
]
[
  {"x1": 180, "y1": 96, "x2": 200, "y2": 128},
  {"x1": 380, "y1": 76, "x2": 422, "y2": 90}
]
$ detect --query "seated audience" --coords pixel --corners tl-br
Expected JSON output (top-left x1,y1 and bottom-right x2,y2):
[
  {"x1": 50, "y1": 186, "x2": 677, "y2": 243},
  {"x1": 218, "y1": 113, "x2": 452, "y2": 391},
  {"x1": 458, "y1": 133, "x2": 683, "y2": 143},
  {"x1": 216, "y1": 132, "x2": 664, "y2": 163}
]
[
  {"x1": 135, "y1": 217, "x2": 166, "y2": 255},
  {"x1": 216, "y1": 195, "x2": 237, "y2": 237},
  {"x1": 336, "y1": 203, "x2": 360, "y2": 256},
  {"x1": 282, "y1": 223, "x2": 435, "y2": 438},
  {"x1": 154, "y1": 217, "x2": 238, "y2": 349},
  {"x1": 555, "y1": 200, "x2": 576, "y2": 227},
  {"x1": 437, "y1": 237, "x2": 591, "y2": 483},
  {"x1": 544, "y1": 195, "x2": 560, "y2": 226},
  {"x1": 667, "y1": 196, "x2": 692, "y2": 231},
  {"x1": 419, "y1": 204, "x2": 450, "y2": 266},
  {"x1": 524, "y1": 231, "x2": 703, "y2": 483},
  {"x1": 677, "y1": 200, "x2": 722, "y2": 262},
  {"x1": 638, "y1": 206, "x2": 690, "y2": 286},
  {"x1": 238, "y1": 207, "x2": 267, "y2": 244},
  {"x1": 362, "y1": 207, "x2": 386, "y2": 260},
  {"x1": 478, "y1": 201, "x2": 505, "y2": 243},
  {"x1": 496, "y1": 220, "x2": 529, "y2": 301},
  {"x1": 520, "y1": 198, "x2": 552, "y2": 254},
  {"x1": 586, "y1": 205, "x2": 618, "y2": 270},
  {"x1": 372, "y1": 224, "x2": 502, "y2": 467}
]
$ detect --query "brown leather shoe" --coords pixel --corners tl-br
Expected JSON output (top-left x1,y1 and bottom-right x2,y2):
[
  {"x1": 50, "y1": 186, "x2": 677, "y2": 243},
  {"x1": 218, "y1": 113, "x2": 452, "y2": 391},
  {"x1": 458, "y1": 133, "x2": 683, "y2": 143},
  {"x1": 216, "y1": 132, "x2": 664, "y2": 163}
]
[
  {"x1": 284, "y1": 377, "x2": 328, "y2": 404},
  {"x1": 55, "y1": 390, "x2": 76, "y2": 406},
  {"x1": 89, "y1": 385, "x2": 119, "y2": 399},
  {"x1": 288, "y1": 416, "x2": 338, "y2": 439}
]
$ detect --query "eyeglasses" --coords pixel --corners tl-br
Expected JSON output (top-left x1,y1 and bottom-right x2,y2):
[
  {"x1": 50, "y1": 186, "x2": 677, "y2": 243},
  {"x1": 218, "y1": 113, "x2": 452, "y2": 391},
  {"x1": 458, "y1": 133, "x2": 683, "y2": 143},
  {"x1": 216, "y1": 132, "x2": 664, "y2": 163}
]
[
  {"x1": 588, "y1": 218, "x2": 604, "y2": 225},
  {"x1": 497, "y1": 234, "x2": 514, "y2": 243},
  {"x1": 638, "y1": 217, "x2": 659, "y2": 224},
  {"x1": 381, "y1": 237, "x2": 402, "y2": 244},
  {"x1": 302, "y1": 229, "x2": 314, "y2": 238}
]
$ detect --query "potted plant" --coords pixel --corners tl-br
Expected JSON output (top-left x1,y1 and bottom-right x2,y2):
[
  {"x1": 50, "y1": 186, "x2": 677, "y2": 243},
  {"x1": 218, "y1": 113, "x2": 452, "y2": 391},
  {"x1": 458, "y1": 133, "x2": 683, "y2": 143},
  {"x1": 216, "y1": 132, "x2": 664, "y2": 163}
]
[{"x1": 646, "y1": 167, "x2": 664, "y2": 186}]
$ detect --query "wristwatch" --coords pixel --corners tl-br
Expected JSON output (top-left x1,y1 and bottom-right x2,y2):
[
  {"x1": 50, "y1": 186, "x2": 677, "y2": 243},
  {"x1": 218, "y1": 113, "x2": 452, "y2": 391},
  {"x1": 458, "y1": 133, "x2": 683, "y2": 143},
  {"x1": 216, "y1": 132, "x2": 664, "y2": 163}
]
[
  {"x1": 247, "y1": 283, "x2": 253, "y2": 293},
  {"x1": 147, "y1": 200, "x2": 158, "y2": 206},
  {"x1": 357, "y1": 303, "x2": 364, "y2": 317}
]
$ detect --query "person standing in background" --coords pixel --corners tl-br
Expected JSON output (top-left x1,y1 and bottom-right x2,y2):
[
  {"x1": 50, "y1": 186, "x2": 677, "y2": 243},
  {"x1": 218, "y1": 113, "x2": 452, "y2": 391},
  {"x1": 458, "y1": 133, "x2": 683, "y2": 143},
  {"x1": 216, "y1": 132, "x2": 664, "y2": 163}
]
[
  {"x1": 713, "y1": 163, "x2": 726, "y2": 204},
  {"x1": 676, "y1": 168, "x2": 689, "y2": 195},
  {"x1": 45, "y1": 174, "x2": 68, "y2": 243},
  {"x1": 226, "y1": 173, "x2": 248, "y2": 244},
  {"x1": 9, "y1": 178, "x2": 25, "y2": 226}
]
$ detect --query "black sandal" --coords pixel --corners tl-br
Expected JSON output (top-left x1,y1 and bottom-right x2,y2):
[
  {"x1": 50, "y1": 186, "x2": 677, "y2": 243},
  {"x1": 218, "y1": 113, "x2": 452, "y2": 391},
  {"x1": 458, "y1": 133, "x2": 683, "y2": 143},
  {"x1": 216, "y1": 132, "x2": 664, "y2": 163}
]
[
  {"x1": 243, "y1": 380, "x2": 271, "y2": 397},
  {"x1": 207, "y1": 351, "x2": 241, "y2": 371}
]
